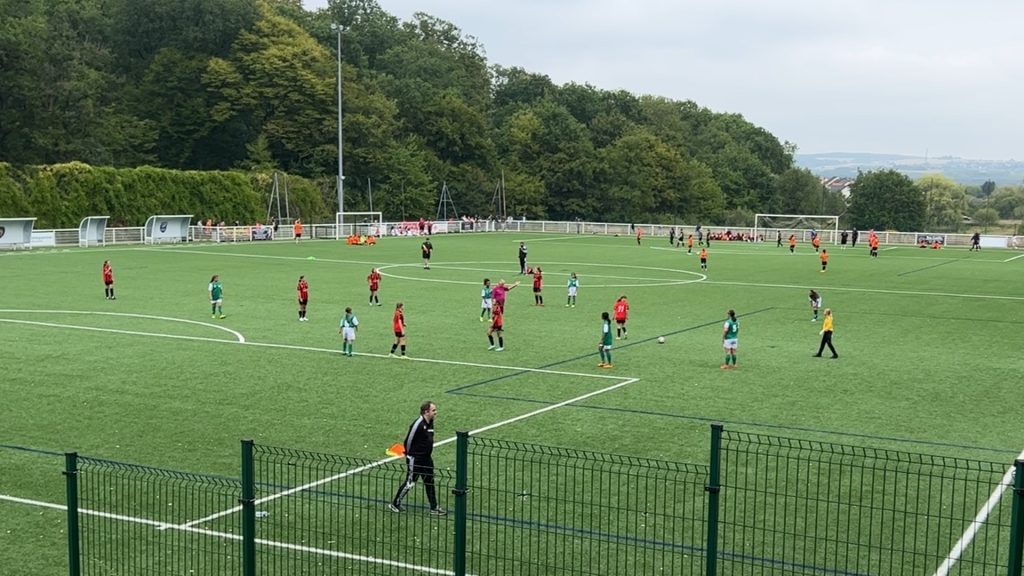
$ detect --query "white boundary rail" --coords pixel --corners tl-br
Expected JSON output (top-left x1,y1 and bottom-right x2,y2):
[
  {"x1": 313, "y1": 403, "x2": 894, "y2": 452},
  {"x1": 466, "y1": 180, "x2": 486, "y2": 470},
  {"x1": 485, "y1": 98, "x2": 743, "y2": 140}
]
[{"x1": 9, "y1": 219, "x2": 1021, "y2": 250}]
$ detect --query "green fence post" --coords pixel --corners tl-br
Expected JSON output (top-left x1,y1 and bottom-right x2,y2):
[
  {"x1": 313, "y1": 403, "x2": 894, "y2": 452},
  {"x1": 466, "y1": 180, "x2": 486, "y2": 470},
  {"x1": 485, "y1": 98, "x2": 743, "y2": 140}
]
[
  {"x1": 1009, "y1": 459, "x2": 1024, "y2": 576},
  {"x1": 63, "y1": 452, "x2": 80, "y2": 576},
  {"x1": 241, "y1": 439, "x2": 256, "y2": 576},
  {"x1": 453, "y1": 431, "x2": 470, "y2": 576},
  {"x1": 705, "y1": 424, "x2": 723, "y2": 576}
]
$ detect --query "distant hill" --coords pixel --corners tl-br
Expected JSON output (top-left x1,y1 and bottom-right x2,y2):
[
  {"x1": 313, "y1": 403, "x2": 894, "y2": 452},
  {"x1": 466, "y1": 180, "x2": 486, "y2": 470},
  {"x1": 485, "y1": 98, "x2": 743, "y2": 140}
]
[{"x1": 796, "y1": 152, "x2": 1024, "y2": 185}]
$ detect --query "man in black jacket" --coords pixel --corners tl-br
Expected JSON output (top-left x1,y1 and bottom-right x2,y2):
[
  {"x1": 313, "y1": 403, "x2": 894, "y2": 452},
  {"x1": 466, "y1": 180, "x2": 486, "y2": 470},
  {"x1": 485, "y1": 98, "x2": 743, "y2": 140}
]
[
  {"x1": 390, "y1": 401, "x2": 446, "y2": 515},
  {"x1": 518, "y1": 242, "x2": 528, "y2": 274}
]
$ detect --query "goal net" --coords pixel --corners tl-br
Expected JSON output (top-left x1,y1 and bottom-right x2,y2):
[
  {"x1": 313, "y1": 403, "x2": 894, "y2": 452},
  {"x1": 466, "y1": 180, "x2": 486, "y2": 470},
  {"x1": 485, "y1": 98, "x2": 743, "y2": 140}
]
[
  {"x1": 754, "y1": 214, "x2": 841, "y2": 243},
  {"x1": 335, "y1": 212, "x2": 384, "y2": 240}
]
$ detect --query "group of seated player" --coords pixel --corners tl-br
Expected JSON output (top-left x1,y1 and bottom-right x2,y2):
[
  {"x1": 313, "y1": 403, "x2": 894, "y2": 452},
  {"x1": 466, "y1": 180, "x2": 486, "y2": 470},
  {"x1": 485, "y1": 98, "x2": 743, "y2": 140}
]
[
  {"x1": 918, "y1": 239, "x2": 944, "y2": 249},
  {"x1": 346, "y1": 234, "x2": 377, "y2": 245},
  {"x1": 707, "y1": 230, "x2": 763, "y2": 242}
]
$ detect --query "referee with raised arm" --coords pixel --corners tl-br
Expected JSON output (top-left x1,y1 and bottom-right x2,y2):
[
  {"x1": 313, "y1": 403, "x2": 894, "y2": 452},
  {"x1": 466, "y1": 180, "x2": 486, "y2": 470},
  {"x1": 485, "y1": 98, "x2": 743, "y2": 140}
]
[{"x1": 389, "y1": 401, "x2": 446, "y2": 516}]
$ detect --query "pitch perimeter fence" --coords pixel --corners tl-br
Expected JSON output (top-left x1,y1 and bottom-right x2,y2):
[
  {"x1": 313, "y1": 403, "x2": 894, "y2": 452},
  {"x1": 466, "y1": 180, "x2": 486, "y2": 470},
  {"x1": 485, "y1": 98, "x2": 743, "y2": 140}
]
[{"x1": 57, "y1": 426, "x2": 1024, "y2": 575}]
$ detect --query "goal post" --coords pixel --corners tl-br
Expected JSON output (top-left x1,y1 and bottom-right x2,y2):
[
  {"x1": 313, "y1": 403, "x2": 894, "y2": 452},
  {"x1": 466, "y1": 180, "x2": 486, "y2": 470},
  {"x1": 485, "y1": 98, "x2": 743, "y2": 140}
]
[
  {"x1": 754, "y1": 214, "x2": 841, "y2": 244},
  {"x1": 335, "y1": 212, "x2": 384, "y2": 240}
]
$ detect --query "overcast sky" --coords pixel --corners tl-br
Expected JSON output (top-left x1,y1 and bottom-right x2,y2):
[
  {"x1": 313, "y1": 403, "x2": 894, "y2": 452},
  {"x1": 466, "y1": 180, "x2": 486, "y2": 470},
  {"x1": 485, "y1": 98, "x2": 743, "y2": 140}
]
[{"x1": 305, "y1": 0, "x2": 1024, "y2": 160}]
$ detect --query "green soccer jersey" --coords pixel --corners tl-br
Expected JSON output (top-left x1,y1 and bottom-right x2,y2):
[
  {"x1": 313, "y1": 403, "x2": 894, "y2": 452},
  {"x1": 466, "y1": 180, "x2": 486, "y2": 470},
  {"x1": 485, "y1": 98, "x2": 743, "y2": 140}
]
[
  {"x1": 209, "y1": 281, "x2": 223, "y2": 300},
  {"x1": 567, "y1": 278, "x2": 579, "y2": 289},
  {"x1": 341, "y1": 313, "x2": 358, "y2": 328},
  {"x1": 723, "y1": 318, "x2": 738, "y2": 339},
  {"x1": 601, "y1": 319, "x2": 613, "y2": 346}
]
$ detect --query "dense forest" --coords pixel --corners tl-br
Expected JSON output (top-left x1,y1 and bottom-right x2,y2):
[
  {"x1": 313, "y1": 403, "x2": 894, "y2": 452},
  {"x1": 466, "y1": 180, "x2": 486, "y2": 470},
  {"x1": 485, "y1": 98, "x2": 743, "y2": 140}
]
[{"x1": 7, "y1": 0, "x2": 1020, "y2": 231}]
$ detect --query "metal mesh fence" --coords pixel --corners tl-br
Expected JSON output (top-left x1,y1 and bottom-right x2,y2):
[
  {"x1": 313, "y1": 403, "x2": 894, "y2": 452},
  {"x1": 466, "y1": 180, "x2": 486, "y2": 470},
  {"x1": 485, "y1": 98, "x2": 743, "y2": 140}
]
[
  {"x1": 61, "y1": 430, "x2": 1024, "y2": 576},
  {"x1": 76, "y1": 455, "x2": 242, "y2": 575},
  {"x1": 464, "y1": 437, "x2": 709, "y2": 575},
  {"x1": 251, "y1": 444, "x2": 454, "y2": 575},
  {"x1": 716, "y1": 430, "x2": 1015, "y2": 575}
]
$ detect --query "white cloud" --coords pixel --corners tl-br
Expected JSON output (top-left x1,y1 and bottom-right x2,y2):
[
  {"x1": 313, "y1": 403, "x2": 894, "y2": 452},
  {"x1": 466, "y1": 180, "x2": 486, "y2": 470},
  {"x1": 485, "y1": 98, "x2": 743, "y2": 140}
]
[{"x1": 305, "y1": 0, "x2": 1024, "y2": 159}]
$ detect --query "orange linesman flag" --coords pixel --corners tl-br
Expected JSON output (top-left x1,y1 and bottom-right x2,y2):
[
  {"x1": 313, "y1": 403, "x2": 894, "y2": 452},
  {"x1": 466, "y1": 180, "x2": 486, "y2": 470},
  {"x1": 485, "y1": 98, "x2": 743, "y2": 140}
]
[{"x1": 386, "y1": 443, "x2": 405, "y2": 457}]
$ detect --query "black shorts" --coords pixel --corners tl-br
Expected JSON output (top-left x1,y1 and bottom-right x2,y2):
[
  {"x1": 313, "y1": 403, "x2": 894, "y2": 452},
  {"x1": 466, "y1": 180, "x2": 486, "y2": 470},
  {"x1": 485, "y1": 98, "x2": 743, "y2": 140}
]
[
  {"x1": 533, "y1": 287, "x2": 541, "y2": 293},
  {"x1": 104, "y1": 280, "x2": 113, "y2": 286},
  {"x1": 394, "y1": 331, "x2": 405, "y2": 338},
  {"x1": 295, "y1": 233, "x2": 302, "y2": 238},
  {"x1": 298, "y1": 298, "x2": 308, "y2": 306}
]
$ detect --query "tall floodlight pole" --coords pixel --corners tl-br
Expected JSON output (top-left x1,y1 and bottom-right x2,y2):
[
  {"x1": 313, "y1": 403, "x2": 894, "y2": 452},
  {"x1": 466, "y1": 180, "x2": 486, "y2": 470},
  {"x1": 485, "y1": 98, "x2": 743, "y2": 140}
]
[{"x1": 331, "y1": 23, "x2": 344, "y2": 229}]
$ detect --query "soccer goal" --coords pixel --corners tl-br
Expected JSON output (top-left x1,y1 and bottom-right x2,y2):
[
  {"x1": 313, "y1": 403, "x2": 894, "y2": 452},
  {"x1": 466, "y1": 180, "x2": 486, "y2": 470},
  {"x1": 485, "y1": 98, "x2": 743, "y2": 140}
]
[
  {"x1": 754, "y1": 214, "x2": 841, "y2": 244},
  {"x1": 335, "y1": 212, "x2": 384, "y2": 240}
]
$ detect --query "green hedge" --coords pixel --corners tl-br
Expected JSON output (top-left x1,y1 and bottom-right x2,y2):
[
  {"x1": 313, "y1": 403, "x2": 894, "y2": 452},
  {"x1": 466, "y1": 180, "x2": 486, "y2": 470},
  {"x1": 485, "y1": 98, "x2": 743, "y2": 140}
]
[{"x1": 0, "y1": 162, "x2": 329, "y2": 228}]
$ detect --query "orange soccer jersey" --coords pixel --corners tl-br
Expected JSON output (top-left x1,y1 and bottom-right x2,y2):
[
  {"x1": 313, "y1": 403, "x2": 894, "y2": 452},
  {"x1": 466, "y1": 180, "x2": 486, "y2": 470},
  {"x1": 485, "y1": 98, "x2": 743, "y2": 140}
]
[{"x1": 820, "y1": 251, "x2": 829, "y2": 263}]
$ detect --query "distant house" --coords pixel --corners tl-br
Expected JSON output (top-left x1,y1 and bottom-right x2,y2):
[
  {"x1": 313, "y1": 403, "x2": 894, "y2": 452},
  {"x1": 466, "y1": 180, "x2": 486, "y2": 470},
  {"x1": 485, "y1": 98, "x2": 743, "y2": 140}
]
[{"x1": 821, "y1": 177, "x2": 855, "y2": 199}]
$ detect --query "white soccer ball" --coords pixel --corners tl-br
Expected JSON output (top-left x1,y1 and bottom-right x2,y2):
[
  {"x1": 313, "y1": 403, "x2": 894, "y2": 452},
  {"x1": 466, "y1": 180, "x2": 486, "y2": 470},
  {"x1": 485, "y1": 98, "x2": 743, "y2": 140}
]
[{"x1": 657, "y1": 336, "x2": 665, "y2": 344}]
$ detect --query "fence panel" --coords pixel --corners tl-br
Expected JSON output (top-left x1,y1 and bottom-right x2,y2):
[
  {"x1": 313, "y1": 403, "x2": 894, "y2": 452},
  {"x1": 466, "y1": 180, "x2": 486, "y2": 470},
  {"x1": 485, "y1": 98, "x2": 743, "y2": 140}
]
[
  {"x1": 464, "y1": 437, "x2": 709, "y2": 575},
  {"x1": 716, "y1": 431, "x2": 1013, "y2": 575},
  {"x1": 76, "y1": 456, "x2": 242, "y2": 575},
  {"x1": 252, "y1": 444, "x2": 453, "y2": 575}
]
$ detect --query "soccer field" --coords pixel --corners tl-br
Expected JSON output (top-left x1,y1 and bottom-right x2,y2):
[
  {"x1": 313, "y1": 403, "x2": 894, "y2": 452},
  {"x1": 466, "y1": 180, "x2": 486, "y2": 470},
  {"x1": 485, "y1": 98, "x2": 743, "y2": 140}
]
[{"x1": 2, "y1": 233, "x2": 1023, "y2": 574}]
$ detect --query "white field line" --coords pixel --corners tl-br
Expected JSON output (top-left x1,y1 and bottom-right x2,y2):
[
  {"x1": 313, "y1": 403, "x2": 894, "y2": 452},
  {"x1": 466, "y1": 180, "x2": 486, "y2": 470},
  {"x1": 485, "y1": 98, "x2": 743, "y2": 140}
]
[
  {"x1": 0, "y1": 494, "x2": 460, "y2": 575},
  {"x1": 703, "y1": 280, "x2": 1024, "y2": 301},
  {"x1": 1002, "y1": 252, "x2": 1024, "y2": 262},
  {"x1": 931, "y1": 449, "x2": 1024, "y2": 576},
  {"x1": 182, "y1": 376, "x2": 640, "y2": 528},
  {"x1": 0, "y1": 310, "x2": 245, "y2": 342},
  {"x1": 0, "y1": 312, "x2": 622, "y2": 380},
  {"x1": 0, "y1": 309, "x2": 635, "y2": 530},
  {"x1": 0, "y1": 319, "x2": 244, "y2": 345}
]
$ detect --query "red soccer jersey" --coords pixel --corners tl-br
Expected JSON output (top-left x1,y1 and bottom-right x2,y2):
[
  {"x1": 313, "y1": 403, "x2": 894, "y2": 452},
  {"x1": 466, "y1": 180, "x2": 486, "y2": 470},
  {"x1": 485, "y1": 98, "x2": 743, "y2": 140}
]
[
  {"x1": 297, "y1": 279, "x2": 309, "y2": 300},
  {"x1": 102, "y1": 264, "x2": 113, "y2": 283},
  {"x1": 393, "y1": 309, "x2": 405, "y2": 332},
  {"x1": 491, "y1": 306, "x2": 503, "y2": 329},
  {"x1": 614, "y1": 299, "x2": 629, "y2": 321},
  {"x1": 368, "y1": 271, "x2": 381, "y2": 290},
  {"x1": 532, "y1": 272, "x2": 542, "y2": 290}
]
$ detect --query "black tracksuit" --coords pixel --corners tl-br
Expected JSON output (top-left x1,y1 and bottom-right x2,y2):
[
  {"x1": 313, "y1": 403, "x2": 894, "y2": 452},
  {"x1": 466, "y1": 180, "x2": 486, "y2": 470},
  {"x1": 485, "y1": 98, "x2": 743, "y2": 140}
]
[{"x1": 392, "y1": 415, "x2": 438, "y2": 510}]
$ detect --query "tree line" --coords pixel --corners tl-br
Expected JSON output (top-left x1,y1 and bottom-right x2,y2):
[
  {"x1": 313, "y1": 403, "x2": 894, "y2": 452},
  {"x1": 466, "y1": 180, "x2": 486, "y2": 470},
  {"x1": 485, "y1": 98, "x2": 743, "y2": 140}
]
[{"x1": 2, "y1": 0, "x2": 1017, "y2": 231}]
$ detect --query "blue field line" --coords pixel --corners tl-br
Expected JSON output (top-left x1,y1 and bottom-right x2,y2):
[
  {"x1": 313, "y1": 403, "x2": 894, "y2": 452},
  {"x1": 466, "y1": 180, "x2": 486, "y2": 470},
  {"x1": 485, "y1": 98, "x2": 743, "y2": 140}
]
[
  {"x1": 445, "y1": 393, "x2": 1020, "y2": 456},
  {"x1": 445, "y1": 307, "x2": 775, "y2": 394},
  {"x1": 0, "y1": 443, "x2": 65, "y2": 457},
  {"x1": 897, "y1": 258, "x2": 961, "y2": 276},
  {"x1": 243, "y1": 487, "x2": 870, "y2": 576}
]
